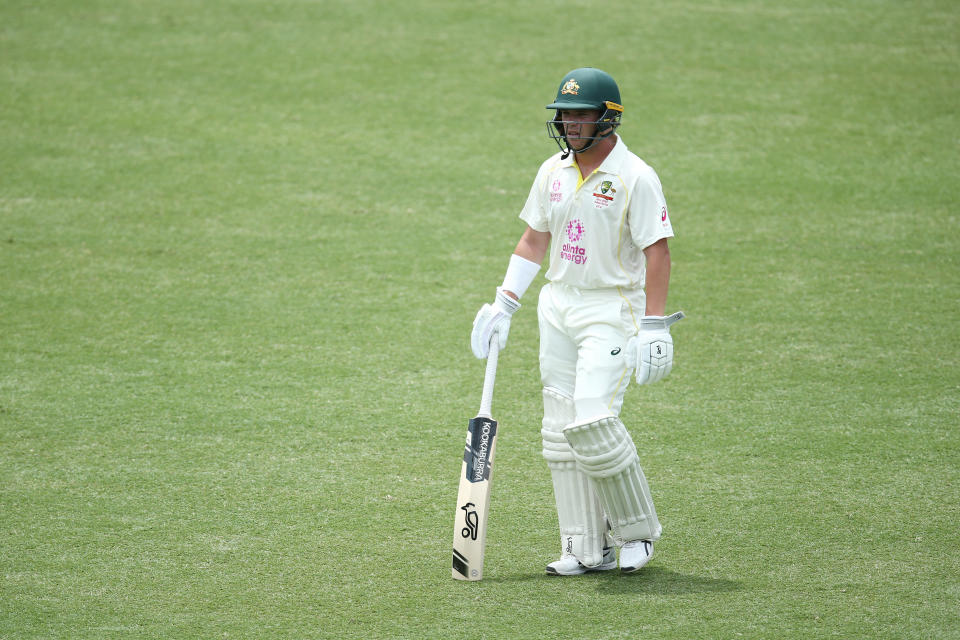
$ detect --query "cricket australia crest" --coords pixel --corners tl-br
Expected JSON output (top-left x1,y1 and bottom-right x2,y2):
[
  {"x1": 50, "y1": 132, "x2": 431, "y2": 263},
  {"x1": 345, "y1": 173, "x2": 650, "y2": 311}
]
[
  {"x1": 592, "y1": 181, "x2": 616, "y2": 207},
  {"x1": 561, "y1": 79, "x2": 580, "y2": 95}
]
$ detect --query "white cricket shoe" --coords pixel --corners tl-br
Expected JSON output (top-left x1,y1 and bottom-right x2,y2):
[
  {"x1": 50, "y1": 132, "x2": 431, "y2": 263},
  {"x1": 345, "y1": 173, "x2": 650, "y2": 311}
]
[
  {"x1": 546, "y1": 547, "x2": 617, "y2": 576},
  {"x1": 619, "y1": 540, "x2": 654, "y2": 573}
]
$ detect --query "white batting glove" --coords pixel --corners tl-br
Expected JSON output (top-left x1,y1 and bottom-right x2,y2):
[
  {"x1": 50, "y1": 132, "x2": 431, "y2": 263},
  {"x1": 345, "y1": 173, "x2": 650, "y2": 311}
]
[
  {"x1": 471, "y1": 288, "x2": 521, "y2": 359},
  {"x1": 628, "y1": 311, "x2": 686, "y2": 385}
]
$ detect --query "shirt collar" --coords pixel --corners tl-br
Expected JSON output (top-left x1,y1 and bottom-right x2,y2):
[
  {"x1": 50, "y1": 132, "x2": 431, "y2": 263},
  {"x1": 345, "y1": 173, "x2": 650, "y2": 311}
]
[
  {"x1": 596, "y1": 135, "x2": 628, "y2": 174},
  {"x1": 559, "y1": 135, "x2": 628, "y2": 174}
]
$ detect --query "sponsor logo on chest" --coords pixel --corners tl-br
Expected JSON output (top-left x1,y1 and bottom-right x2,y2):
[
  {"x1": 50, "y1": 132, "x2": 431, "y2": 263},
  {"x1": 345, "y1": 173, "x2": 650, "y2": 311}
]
[
  {"x1": 561, "y1": 219, "x2": 588, "y2": 266},
  {"x1": 592, "y1": 180, "x2": 616, "y2": 208},
  {"x1": 550, "y1": 179, "x2": 563, "y2": 202}
]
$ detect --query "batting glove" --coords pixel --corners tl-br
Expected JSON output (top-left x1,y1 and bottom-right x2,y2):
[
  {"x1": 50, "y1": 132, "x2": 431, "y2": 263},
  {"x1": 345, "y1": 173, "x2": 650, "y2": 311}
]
[
  {"x1": 471, "y1": 288, "x2": 521, "y2": 359},
  {"x1": 628, "y1": 311, "x2": 686, "y2": 385}
]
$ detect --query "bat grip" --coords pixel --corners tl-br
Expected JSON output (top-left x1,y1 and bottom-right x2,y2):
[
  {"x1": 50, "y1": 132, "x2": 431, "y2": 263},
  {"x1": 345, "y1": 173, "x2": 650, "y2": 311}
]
[{"x1": 478, "y1": 340, "x2": 499, "y2": 418}]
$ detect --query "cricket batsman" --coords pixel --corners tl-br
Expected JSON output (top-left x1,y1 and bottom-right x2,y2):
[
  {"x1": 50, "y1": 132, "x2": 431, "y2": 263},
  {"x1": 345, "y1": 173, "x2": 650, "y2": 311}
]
[{"x1": 470, "y1": 67, "x2": 684, "y2": 575}]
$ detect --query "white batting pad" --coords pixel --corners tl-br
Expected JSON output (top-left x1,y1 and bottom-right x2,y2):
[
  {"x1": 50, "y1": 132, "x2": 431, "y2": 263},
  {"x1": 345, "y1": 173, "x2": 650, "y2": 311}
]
[
  {"x1": 563, "y1": 415, "x2": 661, "y2": 545},
  {"x1": 541, "y1": 387, "x2": 608, "y2": 567}
]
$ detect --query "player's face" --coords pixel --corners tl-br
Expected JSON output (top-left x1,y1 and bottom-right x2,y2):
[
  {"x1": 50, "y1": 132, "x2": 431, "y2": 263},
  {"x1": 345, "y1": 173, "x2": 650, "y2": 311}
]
[{"x1": 559, "y1": 109, "x2": 601, "y2": 150}]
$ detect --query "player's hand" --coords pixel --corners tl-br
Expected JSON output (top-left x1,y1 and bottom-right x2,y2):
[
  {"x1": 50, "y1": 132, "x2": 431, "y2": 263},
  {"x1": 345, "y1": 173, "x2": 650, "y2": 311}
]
[
  {"x1": 628, "y1": 311, "x2": 686, "y2": 385},
  {"x1": 471, "y1": 288, "x2": 521, "y2": 359}
]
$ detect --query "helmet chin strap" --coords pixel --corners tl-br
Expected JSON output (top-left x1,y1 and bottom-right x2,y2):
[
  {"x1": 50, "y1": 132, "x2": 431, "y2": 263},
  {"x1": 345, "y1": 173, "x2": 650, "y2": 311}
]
[{"x1": 561, "y1": 126, "x2": 616, "y2": 160}]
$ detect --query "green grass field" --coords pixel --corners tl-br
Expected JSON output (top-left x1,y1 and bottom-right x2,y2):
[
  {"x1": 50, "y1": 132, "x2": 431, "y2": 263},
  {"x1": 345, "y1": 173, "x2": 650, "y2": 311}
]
[{"x1": 2, "y1": 0, "x2": 958, "y2": 638}]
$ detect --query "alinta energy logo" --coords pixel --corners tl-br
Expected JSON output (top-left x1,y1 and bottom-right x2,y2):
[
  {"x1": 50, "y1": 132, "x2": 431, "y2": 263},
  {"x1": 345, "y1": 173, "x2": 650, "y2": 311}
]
[{"x1": 561, "y1": 219, "x2": 587, "y2": 265}]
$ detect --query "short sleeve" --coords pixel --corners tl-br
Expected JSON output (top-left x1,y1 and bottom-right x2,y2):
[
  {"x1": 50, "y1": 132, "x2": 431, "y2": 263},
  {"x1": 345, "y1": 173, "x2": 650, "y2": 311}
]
[
  {"x1": 519, "y1": 162, "x2": 550, "y2": 232},
  {"x1": 628, "y1": 166, "x2": 674, "y2": 249}
]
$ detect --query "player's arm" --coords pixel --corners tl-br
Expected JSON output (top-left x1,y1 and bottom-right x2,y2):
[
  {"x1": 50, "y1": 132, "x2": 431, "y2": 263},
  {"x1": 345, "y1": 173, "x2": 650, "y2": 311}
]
[
  {"x1": 504, "y1": 226, "x2": 551, "y2": 299},
  {"x1": 629, "y1": 237, "x2": 684, "y2": 385},
  {"x1": 642, "y1": 238, "x2": 670, "y2": 316},
  {"x1": 470, "y1": 226, "x2": 549, "y2": 359}
]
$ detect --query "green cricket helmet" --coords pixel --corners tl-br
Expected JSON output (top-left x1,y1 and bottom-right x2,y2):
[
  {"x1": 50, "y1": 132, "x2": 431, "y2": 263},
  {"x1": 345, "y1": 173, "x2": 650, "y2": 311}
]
[{"x1": 546, "y1": 67, "x2": 623, "y2": 157}]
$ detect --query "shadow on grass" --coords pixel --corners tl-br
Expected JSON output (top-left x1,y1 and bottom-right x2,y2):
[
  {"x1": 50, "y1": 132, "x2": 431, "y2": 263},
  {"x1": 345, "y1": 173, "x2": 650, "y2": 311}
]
[
  {"x1": 487, "y1": 565, "x2": 740, "y2": 595},
  {"x1": 594, "y1": 565, "x2": 741, "y2": 595}
]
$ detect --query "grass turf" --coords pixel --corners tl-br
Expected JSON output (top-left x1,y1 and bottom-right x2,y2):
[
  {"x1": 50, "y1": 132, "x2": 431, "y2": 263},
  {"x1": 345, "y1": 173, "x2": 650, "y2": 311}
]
[{"x1": 1, "y1": 0, "x2": 958, "y2": 638}]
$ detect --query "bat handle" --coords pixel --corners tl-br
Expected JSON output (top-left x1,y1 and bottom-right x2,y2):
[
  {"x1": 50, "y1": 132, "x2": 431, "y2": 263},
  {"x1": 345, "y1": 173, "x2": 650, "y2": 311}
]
[{"x1": 478, "y1": 339, "x2": 499, "y2": 418}]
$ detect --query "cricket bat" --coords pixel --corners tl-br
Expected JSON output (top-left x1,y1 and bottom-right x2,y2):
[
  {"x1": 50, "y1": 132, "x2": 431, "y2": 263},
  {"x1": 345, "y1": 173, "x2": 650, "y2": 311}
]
[{"x1": 451, "y1": 340, "x2": 500, "y2": 581}]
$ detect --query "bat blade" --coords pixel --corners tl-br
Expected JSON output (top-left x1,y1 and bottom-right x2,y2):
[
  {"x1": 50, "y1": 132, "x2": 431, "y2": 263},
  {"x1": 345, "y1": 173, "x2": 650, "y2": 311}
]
[
  {"x1": 451, "y1": 414, "x2": 499, "y2": 580},
  {"x1": 452, "y1": 341, "x2": 500, "y2": 581}
]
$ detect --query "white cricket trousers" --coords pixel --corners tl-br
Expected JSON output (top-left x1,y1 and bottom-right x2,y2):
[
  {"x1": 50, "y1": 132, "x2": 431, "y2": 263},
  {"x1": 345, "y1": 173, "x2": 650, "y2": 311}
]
[{"x1": 537, "y1": 282, "x2": 646, "y2": 421}]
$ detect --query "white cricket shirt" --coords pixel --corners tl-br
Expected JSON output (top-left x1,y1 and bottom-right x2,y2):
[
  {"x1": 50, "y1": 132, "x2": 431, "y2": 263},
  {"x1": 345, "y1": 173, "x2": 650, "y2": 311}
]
[{"x1": 519, "y1": 136, "x2": 673, "y2": 291}]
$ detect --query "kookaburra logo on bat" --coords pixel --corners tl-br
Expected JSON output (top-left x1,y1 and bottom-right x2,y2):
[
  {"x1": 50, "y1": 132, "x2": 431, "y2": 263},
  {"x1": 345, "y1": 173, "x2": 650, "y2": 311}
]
[{"x1": 460, "y1": 503, "x2": 479, "y2": 540}]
